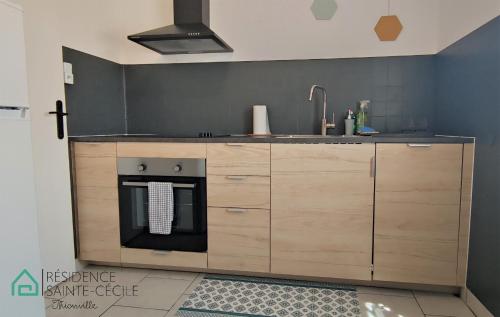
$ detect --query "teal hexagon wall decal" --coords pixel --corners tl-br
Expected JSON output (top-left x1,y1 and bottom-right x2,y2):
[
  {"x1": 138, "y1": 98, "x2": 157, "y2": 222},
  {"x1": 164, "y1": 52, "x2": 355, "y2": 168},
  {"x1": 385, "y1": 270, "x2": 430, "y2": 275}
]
[{"x1": 311, "y1": 0, "x2": 338, "y2": 20}]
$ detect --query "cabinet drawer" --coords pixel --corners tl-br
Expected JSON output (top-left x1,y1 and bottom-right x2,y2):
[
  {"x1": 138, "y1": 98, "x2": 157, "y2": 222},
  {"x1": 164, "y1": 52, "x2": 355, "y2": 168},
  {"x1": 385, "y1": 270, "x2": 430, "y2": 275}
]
[
  {"x1": 121, "y1": 248, "x2": 207, "y2": 269},
  {"x1": 74, "y1": 142, "x2": 116, "y2": 157},
  {"x1": 75, "y1": 156, "x2": 118, "y2": 188},
  {"x1": 208, "y1": 175, "x2": 270, "y2": 209},
  {"x1": 207, "y1": 143, "x2": 270, "y2": 176},
  {"x1": 117, "y1": 143, "x2": 207, "y2": 159},
  {"x1": 208, "y1": 207, "x2": 270, "y2": 272}
]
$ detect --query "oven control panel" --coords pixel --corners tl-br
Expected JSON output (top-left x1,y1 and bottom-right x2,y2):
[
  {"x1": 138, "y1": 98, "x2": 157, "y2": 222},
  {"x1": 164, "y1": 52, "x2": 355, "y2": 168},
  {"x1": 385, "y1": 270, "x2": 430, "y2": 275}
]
[{"x1": 118, "y1": 157, "x2": 206, "y2": 177}]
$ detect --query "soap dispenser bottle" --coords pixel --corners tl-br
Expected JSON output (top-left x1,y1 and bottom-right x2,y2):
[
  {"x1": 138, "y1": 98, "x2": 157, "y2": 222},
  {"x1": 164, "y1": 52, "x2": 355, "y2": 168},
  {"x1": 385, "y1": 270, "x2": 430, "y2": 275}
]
[
  {"x1": 356, "y1": 100, "x2": 370, "y2": 134},
  {"x1": 345, "y1": 109, "x2": 355, "y2": 136}
]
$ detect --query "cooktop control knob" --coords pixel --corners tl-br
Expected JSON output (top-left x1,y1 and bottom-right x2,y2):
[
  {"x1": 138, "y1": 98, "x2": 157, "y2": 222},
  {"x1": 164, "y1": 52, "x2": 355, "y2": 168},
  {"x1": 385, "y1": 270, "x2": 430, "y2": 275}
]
[
  {"x1": 173, "y1": 164, "x2": 182, "y2": 173},
  {"x1": 137, "y1": 164, "x2": 147, "y2": 172}
]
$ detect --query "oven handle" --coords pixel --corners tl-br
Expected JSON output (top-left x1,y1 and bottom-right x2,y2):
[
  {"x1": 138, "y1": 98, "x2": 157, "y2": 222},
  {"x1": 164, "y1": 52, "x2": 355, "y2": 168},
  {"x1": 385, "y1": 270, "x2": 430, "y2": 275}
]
[{"x1": 121, "y1": 181, "x2": 195, "y2": 189}]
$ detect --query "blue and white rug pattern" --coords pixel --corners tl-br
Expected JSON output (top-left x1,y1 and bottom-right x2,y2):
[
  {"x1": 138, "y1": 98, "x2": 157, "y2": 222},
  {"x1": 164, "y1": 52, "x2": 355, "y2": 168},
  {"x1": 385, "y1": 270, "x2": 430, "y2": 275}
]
[{"x1": 176, "y1": 275, "x2": 361, "y2": 317}]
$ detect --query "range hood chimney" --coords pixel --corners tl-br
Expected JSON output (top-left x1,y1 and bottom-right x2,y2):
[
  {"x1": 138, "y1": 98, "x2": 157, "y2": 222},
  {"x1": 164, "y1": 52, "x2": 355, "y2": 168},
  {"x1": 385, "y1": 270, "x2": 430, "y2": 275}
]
[{"x1": 128, "y1": 0, "x2": 233, "y2": 55}]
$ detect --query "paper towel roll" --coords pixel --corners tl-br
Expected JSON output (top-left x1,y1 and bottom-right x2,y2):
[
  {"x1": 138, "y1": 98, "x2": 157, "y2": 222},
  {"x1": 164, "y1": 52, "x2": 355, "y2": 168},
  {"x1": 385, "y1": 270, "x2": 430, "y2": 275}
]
[{"x1": 253, "y1": 105, "x2": 271, "y2": 135}]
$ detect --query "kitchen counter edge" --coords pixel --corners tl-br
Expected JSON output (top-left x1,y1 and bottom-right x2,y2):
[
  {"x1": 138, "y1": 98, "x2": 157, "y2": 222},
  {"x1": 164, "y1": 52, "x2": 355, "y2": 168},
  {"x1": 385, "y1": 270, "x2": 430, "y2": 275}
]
[{"x1": 68, "y1": 135, "x2": 474, "y2": 144}]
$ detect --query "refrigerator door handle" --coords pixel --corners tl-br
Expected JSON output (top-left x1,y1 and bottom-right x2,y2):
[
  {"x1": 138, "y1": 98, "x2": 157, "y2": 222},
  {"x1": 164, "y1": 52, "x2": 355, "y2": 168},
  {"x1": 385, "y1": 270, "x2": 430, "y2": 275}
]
[
  {"x1": 0, "y1": 105, "x2": 29, "y2": 110},
  {"x1": 0, "y1": 106, "x2": 29, "y2": 120},
  {"x1": 48, "y1": 100, "x2": 68, "y2": 140}
]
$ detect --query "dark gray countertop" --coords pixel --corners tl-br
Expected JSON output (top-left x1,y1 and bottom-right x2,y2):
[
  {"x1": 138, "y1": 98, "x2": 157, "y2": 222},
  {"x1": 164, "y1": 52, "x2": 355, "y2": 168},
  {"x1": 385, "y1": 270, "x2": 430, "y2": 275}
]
[{"x1": 69, "y1": 134, "x2": 474, "y2": 144}]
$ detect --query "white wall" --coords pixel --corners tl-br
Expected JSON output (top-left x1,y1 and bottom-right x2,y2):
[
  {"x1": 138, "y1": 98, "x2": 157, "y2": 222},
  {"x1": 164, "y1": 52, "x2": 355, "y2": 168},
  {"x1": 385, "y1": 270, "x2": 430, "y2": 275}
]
[
  {"x1": 16, "y1": 0, "x2": 441, "y2": 65},
  {"x1": 438, "y1": 0, "x2": 500, "y2": 51},
  {"x1": 121, "y1": 0, "x2": 441, "y2": 64},
  {"x1": 17, "y1": 0, "x2": 500, "y2": 65},
  {"x1": 57, "y1": 0, "x2": 169, "y2": 64}
]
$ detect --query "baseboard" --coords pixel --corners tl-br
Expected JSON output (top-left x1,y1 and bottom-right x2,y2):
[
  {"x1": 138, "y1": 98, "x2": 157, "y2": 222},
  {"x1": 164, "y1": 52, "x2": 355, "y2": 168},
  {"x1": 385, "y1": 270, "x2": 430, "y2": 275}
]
[
  {"x1": 90, "y1": 261, "x2": 459, "y2": 294},
  {"x1": 465, "y1": 288, "x2": 494, "y2": 317}
]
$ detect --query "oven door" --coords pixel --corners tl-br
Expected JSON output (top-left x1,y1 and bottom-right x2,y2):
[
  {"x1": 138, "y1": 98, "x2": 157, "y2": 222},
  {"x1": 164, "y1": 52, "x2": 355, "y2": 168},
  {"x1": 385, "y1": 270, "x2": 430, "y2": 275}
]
[{"x1": 118, "y1": 175, "x2": 207, "y2": 252}]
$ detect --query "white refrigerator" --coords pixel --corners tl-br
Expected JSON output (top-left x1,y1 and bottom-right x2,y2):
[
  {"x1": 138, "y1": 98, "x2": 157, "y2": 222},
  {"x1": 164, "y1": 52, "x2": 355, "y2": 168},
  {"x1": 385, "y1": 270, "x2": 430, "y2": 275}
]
[{"x1": 0, "y1": 0, "x2": 45, "y2": 315}]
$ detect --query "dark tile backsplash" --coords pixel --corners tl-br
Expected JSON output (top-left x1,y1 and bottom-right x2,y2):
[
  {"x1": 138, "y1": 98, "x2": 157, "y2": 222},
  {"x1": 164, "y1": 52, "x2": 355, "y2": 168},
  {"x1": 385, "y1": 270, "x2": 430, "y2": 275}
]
[
  {"x1": 124, "y1": 56, "x2": 436, "y2": 136},
  {"x1": 63, "y1": 49, "x2": 436, "y2": 136},
  {"x1": 63, "y1": 47, "x2": 126, "y2": 136}
]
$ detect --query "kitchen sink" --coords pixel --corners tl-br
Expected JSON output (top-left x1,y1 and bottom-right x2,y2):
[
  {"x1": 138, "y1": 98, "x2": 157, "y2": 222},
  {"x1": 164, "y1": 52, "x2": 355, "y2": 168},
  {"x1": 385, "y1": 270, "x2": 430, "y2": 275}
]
[
  {"x1": 374, "y1": 133, "x2": 434, "y2": 138},
  {"x1": 272, "y1": 134, "x2": 358, "y2": 138}
]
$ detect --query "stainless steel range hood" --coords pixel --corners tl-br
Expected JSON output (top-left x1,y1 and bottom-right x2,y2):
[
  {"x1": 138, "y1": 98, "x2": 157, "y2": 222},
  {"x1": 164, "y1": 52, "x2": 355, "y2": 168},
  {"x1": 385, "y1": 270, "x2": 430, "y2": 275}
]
[{"x1": 128, "y1": 0, "x2": 233, "y2": 55}]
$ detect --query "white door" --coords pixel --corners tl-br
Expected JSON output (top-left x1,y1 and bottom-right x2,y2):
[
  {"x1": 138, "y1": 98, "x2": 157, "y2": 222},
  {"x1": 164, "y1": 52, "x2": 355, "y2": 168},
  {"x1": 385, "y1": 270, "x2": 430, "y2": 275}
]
[{"x1": 19, "y1": 0, "x2": 77, "y2": 284}]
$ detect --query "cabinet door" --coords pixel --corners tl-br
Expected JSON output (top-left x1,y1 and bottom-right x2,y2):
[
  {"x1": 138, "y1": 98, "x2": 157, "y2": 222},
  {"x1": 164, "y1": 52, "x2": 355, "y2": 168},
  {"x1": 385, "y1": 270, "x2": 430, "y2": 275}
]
[
  {"x1": 374, "y1": 144, "x2": 462, "y2": 286},
  {"x1": 271, "y1": 144, "x2": 375, "y2": 280},
  {"x1": 208, "y1": 207, "x2": 270, "y2": 272},
  {"x1": 73, "y1": 143, "x2": 120, "y2": 262}
]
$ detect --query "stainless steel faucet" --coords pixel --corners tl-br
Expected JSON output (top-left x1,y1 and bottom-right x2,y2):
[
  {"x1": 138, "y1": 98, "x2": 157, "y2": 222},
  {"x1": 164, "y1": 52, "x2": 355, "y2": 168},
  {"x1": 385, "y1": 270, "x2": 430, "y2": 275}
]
[{"x1": 308, "y1": 85, "x2": 335, "y2": 136}]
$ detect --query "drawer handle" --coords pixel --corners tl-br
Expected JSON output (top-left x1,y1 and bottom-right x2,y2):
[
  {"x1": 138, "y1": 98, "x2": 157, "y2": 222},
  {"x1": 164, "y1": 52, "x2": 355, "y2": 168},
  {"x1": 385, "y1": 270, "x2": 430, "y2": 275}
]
[
  {"x1": 225, "y1": 143, "x2": 243, "y2": 147},
  {"x1": 226, "y1": 208, "x2": 248, "y2": 213},
  {"x1": 226, "y1": 176, "x2": 248, "y2": 181},
  {"x1": 370, "y1": 156, "x2": 375, "y2": 178},
  {"x1": 151, "y1": 250, "x2": 172, "y2": 256},
  {"x1": 122, "y1": 182, "x2": 195, "y2": 188},
  {"x1": 407, "y1": 144, "x2": 432, "y2": 148}
]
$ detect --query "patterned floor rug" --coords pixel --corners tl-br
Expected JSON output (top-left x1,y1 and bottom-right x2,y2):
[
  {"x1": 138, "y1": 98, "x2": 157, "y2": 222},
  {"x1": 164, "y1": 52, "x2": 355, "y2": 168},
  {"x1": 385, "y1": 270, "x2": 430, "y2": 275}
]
[{"x1": 176, "y1": 274, "x2": 361, "y2": 317}]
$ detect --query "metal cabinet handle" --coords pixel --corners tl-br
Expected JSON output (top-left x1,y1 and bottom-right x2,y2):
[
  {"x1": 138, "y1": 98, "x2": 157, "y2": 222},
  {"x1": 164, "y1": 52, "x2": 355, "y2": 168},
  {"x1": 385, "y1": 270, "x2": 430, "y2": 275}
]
[
  {"x1": 225, "y1": 176, "x2": 248, "y2": 181},
  {"x1": 225, "y1": 143, "x2": 243, "y2": 147},
  {"x1": 226, "y1": 208, "x2": 248, "y2": 213},
  {"x1": 121, "y1": 181, "x2": 195, "y2": 188},
  {"x1": 370, "y1": 156, "x2": 375, "y2": 178},
  {"x1": 151, "y1": 250, "x2": 172, "y2": 256},
  {"x1": 407, "y1": 144, "x2": 432, "y2": 148}
]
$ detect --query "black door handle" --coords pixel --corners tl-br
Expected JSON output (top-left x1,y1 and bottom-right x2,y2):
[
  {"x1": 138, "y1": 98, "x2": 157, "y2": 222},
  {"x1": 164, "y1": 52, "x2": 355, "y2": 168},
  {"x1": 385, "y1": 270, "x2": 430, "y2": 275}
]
[{"x1": 48, "y1": 100, "x2": 68, "y2": 140}]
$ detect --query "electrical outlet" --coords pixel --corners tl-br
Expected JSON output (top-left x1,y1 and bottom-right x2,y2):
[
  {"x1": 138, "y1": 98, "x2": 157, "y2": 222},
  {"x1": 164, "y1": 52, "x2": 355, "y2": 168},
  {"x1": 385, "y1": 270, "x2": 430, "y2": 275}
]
[{"x1": 63, "y1": 62, "x2": 74, "y2": 85}]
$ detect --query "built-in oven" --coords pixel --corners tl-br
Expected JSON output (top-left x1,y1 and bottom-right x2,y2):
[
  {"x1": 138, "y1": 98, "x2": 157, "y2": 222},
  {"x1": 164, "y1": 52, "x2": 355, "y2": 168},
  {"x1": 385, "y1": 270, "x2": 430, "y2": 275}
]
[{"x1": 117, "y1": 157, "x2": 207, "y2": 252}]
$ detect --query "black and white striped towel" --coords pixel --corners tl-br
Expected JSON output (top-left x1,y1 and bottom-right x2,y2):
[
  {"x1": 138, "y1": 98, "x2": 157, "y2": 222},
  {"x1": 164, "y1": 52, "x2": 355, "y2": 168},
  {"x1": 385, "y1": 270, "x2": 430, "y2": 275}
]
[{"x1": 148, "y1": 182, "x2": 174, "y2": 235}]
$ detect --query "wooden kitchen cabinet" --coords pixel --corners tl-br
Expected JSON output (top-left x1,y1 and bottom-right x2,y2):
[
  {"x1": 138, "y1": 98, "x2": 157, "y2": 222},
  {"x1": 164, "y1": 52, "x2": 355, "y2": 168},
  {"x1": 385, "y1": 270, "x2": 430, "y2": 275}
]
[
  {"x1": 207, "y1": 143, "x2": 271, "y2": 272},
  {"x1": 373, "y1": 143, "x2": 463, "y2": 286},
  {"x1": 457, "y1": 143, "x2": 474, "y2": 286},
  {"x1": 70, "y1": 139, "x2": 472, "y2": 287},
  {"x1": 207, "y1": 143, "x2": 270, "y2": 176},
  {"x1": 208, "y1": 207, "x2": 270, "y2": 272},
  {"x1": 208, "y1": 175, "x2": 270, "y2": 209},
  {"x1": 73, "y1": 142, "x2": 121, "y2": 263},
  {"x1": 271, "y1": 144, "x2": 375, "y2": 280}
]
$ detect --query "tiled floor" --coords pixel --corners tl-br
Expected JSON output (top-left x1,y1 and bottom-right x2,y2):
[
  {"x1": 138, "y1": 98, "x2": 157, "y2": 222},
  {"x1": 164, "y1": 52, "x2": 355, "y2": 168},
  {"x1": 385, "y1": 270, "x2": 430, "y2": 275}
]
[{"x1": 44, "y1": 265, "x2": 474, "y2": 317}]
